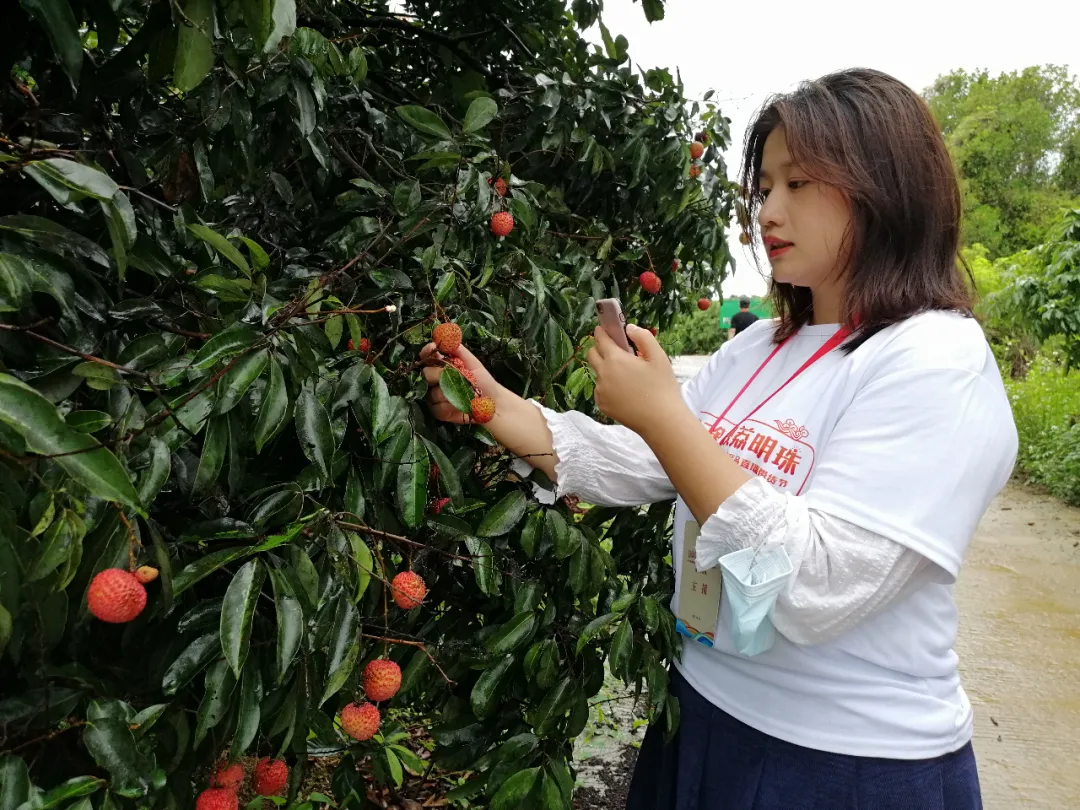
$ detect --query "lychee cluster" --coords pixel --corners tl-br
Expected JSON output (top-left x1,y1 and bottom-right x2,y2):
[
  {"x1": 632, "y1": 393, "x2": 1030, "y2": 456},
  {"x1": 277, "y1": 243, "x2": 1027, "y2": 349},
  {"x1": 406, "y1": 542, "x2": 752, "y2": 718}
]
[
  {"x1": 196, "y1": 756, "x2": 290, "y2": 810},
  {"x1": 338, "y1": 656, "x2": 410, "y2": 743}
]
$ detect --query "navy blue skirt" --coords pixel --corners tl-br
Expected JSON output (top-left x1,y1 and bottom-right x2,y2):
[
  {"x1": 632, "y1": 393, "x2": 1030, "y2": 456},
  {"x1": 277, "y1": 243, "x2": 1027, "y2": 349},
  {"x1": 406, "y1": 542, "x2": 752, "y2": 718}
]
[{"x1": 627, "y1": 669, "x2": 982, "y2": 810}]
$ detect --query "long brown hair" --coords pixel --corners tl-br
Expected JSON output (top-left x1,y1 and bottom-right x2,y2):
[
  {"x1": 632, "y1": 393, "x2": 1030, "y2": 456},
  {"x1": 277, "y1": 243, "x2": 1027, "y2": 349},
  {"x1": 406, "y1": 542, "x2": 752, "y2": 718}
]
[{"x1": 739, "y1": 68, "x2": 973, "y2": 347}]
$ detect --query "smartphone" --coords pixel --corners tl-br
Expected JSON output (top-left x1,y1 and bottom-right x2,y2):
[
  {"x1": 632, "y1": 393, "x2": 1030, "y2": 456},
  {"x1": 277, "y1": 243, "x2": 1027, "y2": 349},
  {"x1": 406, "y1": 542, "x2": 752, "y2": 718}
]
[{"x1": 595, "y1": 298, "x2": 636, "y2": 354}]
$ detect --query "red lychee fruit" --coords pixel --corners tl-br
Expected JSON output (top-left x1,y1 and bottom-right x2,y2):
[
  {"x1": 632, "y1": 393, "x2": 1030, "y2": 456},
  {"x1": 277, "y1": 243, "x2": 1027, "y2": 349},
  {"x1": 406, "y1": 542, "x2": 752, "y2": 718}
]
[
  {"x1": 490, "y1": 212, "x2": 514, "y2": 237},
  {"x1": 253, "y1": 758, "x2": 288, "y2": 796},
  {"x1": 390, "y1": 571, "x2": 427, "y2": 611},
  {"x1": 433, "y1": 322, "x2": 462, "y2": 354},
  {"x1": 340, "y1": 702, "x2": 380, "y2": 741},
  {"x1": 87, "y1": 569, "x2": 147, "y2": 624},
  {"x1": 639, "y1": 271, "x2": 661, "y2": 295},
  {"x1": 363, "y1": 659, "x2": 403, "y2": 702}
]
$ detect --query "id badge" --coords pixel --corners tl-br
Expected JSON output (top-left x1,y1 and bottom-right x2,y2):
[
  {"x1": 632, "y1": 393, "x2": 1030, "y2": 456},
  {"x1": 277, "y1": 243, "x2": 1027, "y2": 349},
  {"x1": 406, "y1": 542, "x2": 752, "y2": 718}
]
[{"x1": 676, "y1": 520, "x2": 722, "y2": 647}]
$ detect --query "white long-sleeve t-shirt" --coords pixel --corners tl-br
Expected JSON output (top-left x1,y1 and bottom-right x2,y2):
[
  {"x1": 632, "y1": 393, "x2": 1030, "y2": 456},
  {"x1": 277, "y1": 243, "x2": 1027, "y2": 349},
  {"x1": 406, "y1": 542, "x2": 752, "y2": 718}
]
[{"x1": 518, "y1": 313, "x2": 1017, "y2": 758}]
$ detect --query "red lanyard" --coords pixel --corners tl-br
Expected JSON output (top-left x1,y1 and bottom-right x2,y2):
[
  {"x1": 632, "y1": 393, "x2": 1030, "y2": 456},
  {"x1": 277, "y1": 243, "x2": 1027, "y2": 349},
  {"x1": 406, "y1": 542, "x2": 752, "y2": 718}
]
[{"x1": 708, "y1": 326, "x2": 851, "y2": 439}]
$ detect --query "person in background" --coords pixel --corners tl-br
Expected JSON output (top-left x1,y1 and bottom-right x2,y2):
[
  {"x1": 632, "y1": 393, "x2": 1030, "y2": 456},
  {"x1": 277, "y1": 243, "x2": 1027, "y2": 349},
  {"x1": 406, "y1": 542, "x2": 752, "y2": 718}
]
[
  {"x1": 728, "y1": 296, "x2": 759, "y2": 339},
  {"x1": 421, "y1": 68, "x2": 1017, "y2": 809}
]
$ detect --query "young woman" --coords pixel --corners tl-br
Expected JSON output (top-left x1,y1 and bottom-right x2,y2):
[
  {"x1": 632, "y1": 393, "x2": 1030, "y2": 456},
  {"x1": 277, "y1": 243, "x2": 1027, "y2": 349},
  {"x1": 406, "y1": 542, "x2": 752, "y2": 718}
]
[{"x1": 421, "y1": 68, "x2": 1017, "y2": 810}]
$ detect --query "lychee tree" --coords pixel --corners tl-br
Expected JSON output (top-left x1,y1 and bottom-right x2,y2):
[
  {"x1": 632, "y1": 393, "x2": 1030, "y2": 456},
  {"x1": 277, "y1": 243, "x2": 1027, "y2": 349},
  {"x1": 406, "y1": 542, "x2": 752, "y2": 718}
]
[{"x1": 0, "y1": 1, "x2": 733, "y2": 808}]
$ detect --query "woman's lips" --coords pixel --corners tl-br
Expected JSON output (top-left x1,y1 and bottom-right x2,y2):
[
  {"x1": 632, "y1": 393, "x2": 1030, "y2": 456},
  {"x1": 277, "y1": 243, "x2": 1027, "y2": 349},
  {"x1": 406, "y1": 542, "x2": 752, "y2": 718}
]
[{"x1": 766, "y1": 240, "x2": 793, "y2": 258}]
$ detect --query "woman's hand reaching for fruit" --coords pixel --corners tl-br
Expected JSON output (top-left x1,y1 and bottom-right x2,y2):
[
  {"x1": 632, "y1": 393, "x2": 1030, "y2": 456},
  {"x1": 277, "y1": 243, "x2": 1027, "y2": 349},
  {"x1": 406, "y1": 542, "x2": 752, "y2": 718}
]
[{"x1": 420, "y1": 339, "x2": 501, "y2": 426}]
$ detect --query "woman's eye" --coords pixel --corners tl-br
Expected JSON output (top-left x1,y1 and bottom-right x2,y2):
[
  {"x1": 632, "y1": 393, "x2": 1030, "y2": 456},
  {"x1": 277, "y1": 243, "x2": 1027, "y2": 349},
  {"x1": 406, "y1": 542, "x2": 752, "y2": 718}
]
[
  {"x1": 788, "y1": 180, "x2": 808, "y2": 191},
  {"x1": 756, "y1": 188, "x2": 771, "y2": 202}
]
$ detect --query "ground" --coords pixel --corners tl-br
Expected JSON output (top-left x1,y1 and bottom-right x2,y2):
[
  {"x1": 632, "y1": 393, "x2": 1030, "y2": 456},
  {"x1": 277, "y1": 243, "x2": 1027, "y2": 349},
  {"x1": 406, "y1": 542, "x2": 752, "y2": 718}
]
[{"x1": 564, "y1": 358, "x2": 1080, "y2": 809}]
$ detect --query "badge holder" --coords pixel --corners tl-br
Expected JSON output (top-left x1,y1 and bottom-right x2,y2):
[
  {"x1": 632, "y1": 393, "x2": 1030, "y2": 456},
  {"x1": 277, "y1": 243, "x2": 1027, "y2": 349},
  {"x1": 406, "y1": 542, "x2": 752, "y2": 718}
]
[{"x1": 675, "y1": 521, "x2": 722, "y2": 647}]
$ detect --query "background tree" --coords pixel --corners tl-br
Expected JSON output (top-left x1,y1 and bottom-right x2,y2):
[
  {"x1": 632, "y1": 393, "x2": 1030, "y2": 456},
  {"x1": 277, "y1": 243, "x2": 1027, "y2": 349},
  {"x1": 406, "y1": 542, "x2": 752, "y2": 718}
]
[
  {"x1": 0, "y1": 0, "x2": 735, "y2": 808},
  {"x1": 925, "y1": 65, "x2": 1080, "y2": 256}
]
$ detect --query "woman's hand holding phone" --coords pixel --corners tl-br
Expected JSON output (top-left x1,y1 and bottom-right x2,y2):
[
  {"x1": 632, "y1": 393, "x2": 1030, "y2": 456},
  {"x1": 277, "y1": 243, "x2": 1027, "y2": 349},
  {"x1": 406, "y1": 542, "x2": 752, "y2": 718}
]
[{"x1": 586, "y1": 310, "x2": 684, "y2": 437}]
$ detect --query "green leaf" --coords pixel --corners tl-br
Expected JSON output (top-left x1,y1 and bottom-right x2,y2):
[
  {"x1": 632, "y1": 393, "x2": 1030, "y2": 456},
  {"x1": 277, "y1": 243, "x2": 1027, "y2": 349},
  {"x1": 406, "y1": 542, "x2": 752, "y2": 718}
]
[
  {"x1": 389, "y1": 745, "x2": 424, "y2": 776},
  {"x1": 0, "y1": 215, "x2": 109, "y2": 266},
  {"x1": 83, "y1": 717, "x2": 147, "y2": 798},
  {"x1": 269, "y1": 569, "x2": 303, "y2": 682},
  {"x1": 195, "y1": 659, "x2": 237, "y2": 746},
  {"x1": 21, "y1": 0, "x2": 82, "y2": 88},
  {"x1": 220, "y1": 559, "x2": 265, "y2": 678},
  {"x1": 383, "y1": 748, "x2": 403, "y2": 788},
  {"x1": 188, "y1": 224, "x2": 252, "y2": 277},
  {"x1": 491, "y1": 767, "x2": 540, "y2": 810},
  {"x1": 66, "y1": 410, "x2": 112, "y2": 433},
  {"x1": 36, "y1": 777, "x2": 103, "y2": 810},
  {"x1": 0, "y1": 255, "x2": 31, "y2": 312},
  {"x1": 477, "y1": 490, "x2": 527, "y2": 537},
  {"x1": 192, "y1": 327, "x2": 259, "y2": 369},
  {"x1": 292, "y1": 76, "x2": 316, "y2": 136},
  {"x1": 0, "y1": 755, "x2": 31, "y2": 810},
  {"x1": 173, "y1": 548, "x2": 252, "y2": 596},
  {"x1": 498, "y1": 733, "x2": 539, "y2": 764},
  {"x1": 470, "y1": 654, "x2": 513, "y2": 720},
  {"x1": 296, "y1": 385, "x2": 334, "y2": 480},
  {"x1": 242, "y1": 0, "x2": 296, "y2": 53},
  {"x1": 347, "y1": 533, "x2": 373, "y2": 604},
  {"x1": 462, "y1": 97, "x2": 498, "y2": 133},
  {"x1": 230, "y1": 661, "x2": 263, "y2": 760},
  {"x1": 519, "y1": 511, "x2": 543, "y2": 558},
  {"x1": 348, "y1": 48, "x2": 368, "y2": 83},
  {"x1": 29, "y1": 509, "x2": 84, "y2": 582},
  {"x1": 395, "y1": 434, "x2": 429, "y2": 529},
  {"x1": 396, "y1": 648, "x2": 429, "y2": 697},
  {"x1": 25, "y1": 158, "x2": 119, "y2": 201},
  {"x1": 217, "y1": 349, "x2": 268, "y2": 414},
  {"x1": 162, "y1": 633, "x2": 220, "y2": 695},
  {"x1": 534, "y1": 677, "x2": 574, "y2": 735},
  {"x1": 639, "y1": 596, "x2": 660, "y2": 634},
  {"x1": 320, "y1": 604, "x2": 360, "y2": 706},
  {"x1": 609, "y1": 619, "x2": 633, "y2": 679},
  {"x1": 237, "y1": 236, "x2": 269, "y2": 271},
  {"x1": 193, "y1": 414, "x2": 228, "y2": 496},
  {"x1": 439, "y1": 367, "x2": 474, "y2": 414},
  {"x1": 641, "y1": 0, "x2": 665, "y2": 22},
  {"x1": 576, "y1": 612, "x2": 618, "y2": 654},
  {"x1": 421, "y1": 437, "x2": 464, "y2": 508},
  {"x1": 255, "y1": 355, "x2": 289, "y2": 452},
  {"x1": 174, "y1": 0, "x2": 215, "y2": 92},
  {"x1": 137, "y1": 438, "x2": 171, "y2": 507},
  {"x1": 487, "y1": 611, "x2": 537, "y2": 655},
  {"x1": 546, "y1": 510, "x2": 571, "y2": 559},
  {"x1": 0, "y1": 374, "x2": 141, "y2": 510},
  {"x1": 131, "y1": 704, "x2": 168, "y2": 736},
  {"x1": 324, "y1": 314, "x2": 343, "y2": 350},
  {"x1": 468, "y1": 538, "x2": 498, "y2": 596},
  {"x1": 396, "y1": 105, "x2": 453, "y2": 140},
  {"x1": 540, "y1": 770, "x2": 566, "y2": 810}
]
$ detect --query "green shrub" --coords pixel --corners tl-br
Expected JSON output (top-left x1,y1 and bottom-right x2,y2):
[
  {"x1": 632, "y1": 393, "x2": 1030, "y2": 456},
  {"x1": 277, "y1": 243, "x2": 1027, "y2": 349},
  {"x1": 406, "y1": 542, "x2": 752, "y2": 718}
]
[{"x1": 1004, "y1": 343, "x2": 1080, "y2": 503}]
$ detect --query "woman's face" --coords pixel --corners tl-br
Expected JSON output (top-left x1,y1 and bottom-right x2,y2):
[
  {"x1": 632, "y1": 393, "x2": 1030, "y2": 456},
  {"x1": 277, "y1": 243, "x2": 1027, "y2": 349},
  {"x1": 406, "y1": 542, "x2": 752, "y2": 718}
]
[{"x1": 756, "y1": 127, "x2": 852, "y2": 290}]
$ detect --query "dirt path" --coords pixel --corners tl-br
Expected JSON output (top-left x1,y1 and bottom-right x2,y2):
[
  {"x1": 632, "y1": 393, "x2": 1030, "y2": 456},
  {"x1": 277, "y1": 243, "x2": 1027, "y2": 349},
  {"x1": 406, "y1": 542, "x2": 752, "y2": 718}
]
[
  {"x1": 957, "y1": 483, "x2": 1080, "y2": 809},
  {"x1": 572, "y1": 479, "x2": 1080, "y2": 809}
]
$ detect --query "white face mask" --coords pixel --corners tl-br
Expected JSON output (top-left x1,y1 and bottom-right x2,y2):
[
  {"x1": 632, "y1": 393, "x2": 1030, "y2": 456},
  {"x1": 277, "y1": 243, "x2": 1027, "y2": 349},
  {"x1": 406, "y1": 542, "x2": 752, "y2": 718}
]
[{"x1": 719, "y1": 545, "x2": 793, "y2": 657}]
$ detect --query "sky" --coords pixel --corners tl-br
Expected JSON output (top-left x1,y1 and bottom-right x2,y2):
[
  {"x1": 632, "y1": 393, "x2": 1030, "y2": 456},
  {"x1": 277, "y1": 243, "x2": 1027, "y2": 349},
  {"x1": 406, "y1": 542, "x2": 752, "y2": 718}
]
[{"x1": 593, "y1": 0, "x2": 1080, "y2": 297}]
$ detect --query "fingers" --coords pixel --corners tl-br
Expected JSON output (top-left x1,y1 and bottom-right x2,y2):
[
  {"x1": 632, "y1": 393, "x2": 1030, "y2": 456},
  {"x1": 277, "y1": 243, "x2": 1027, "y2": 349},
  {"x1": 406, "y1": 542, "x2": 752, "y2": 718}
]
[
  {"x1": 626, "y1": 324, "x2": 664, "y2": 361},
  {"x1": 426, "y1": 392, "x2": 471, "y2": 425},
  {"x1": 586, "y1": 346, "x2": 600, "y2": 371},
  {"x1": 422, "y1": 366, "x2": 442, "y2": 386}
]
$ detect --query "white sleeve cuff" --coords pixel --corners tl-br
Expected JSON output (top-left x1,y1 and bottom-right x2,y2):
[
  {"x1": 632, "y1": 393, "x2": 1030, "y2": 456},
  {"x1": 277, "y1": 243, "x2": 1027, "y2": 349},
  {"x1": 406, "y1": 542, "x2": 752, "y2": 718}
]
[
  {"x1": 511, "y1": 400, "x2": 676, "y2": 507},
  {"x1": 695, "y1": 477, "x2": 789, "y2": 571}
]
